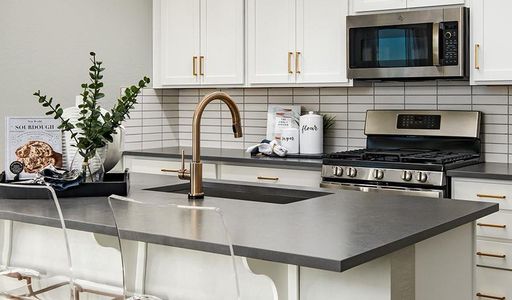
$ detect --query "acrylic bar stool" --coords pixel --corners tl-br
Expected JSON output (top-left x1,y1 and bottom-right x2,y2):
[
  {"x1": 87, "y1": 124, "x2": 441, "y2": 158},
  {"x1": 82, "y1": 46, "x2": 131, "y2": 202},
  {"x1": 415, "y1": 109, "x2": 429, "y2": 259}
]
[
  {"x1": 108, "y1": 195, "x2": 241, "y2": 300},
  {"x1": 0, "y1": 183, "x2": 75, "y2": 299}
]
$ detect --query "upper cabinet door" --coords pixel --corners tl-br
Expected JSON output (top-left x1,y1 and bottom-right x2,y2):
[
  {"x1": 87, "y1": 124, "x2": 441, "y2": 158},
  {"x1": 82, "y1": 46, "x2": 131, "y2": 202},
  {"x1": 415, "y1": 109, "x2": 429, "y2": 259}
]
[
  {"x1": 200, "y1": 0, "x2": 244, "y2": 85},
  {"x1": 407, "y1": 0, "x2": 464, "y2": 8},
  {"x1": 155, "y1": 0, "x2": 201, "y2": 86},
  {"x1": 296, "y1": 0, "x2": 349, "y2": 84},
  {"x1": 350, "y1": 0, "x2": 406, "y2": 13},
  {"x1": 248, "y1": 0, "x2": 296, "y2": 84},
  {"x1": 471, "y1": 0, "x2": 512, "y2": 84}
]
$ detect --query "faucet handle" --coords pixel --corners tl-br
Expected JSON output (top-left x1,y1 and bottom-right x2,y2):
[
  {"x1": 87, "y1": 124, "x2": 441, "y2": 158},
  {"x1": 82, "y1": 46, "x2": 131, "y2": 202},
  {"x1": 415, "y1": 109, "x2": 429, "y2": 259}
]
[{"x1": 178, "y1": 150, "x2": 191, "y2": 180}]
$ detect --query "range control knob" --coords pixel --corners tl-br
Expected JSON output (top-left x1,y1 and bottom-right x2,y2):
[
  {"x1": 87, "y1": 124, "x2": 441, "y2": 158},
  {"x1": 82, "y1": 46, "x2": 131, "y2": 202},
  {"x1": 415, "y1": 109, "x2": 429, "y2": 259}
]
[
  {"x1": 373, "y1": 169, "x2": 384, "y2": 180},
  {"x1": 347, "y1": 167, "x2": 358, "y2": 178},
  {"x1": 444, "y1": 31, "x2": 452, "y2": 39},
  {"x1": 332, "y1": 166, "x2": 343, "y2": 177},
  {"x1": 401, "y1": 170, "x2": 413, "y2": 182},
  {"x1": 416, "y1": 172, "x2": 428, "y2": 183}
]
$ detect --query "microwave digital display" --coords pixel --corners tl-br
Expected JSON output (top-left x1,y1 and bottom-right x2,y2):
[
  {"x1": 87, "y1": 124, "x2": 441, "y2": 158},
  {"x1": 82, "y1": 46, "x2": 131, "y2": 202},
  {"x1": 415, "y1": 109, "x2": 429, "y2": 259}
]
[{"x1": 397, "y1": 115, "x2": 441, "y2": 130}]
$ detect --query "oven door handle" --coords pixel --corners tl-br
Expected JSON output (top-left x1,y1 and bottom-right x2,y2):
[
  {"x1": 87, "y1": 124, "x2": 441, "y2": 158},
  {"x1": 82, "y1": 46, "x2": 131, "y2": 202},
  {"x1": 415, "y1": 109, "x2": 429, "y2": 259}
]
[
  {"x1": 433, "y1": 22, "x2": 441, "y2": 67},
  {"x1": 320, "y1": 182, "x2": 444, "y2": 198}
]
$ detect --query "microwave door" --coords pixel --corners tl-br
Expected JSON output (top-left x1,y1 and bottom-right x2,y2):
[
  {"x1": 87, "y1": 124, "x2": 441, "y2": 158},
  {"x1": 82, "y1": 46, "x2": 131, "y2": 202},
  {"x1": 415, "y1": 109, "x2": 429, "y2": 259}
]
[{"x1": 349, "y1": 23, "x2": 434, "y2": 70}]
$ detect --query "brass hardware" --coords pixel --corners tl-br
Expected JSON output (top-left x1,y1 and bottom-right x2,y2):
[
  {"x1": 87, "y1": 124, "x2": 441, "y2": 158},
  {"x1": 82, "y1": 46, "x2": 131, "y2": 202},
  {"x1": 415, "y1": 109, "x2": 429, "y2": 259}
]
[
  {"x1": 180, "y1": 92, "x2": 242, "y2": 199},
  {"x1": 193, "y1": 56, "x2": 198, "y2": 76},
  {"x1": 257, "y1": 176, "x2": 279, "y2": 181},
  {"x1": 200, "y1": 56, "x2": 205, "y2": 75},
  {"x1": 475, "y1": 44, "x2": 480, "y2": 70},
  {"x1": 477, "y1": 194, "x2": 506, "y2": 200},
  {"x1": 288, "y1": 52, "x2": 294, "y2": 74},
  {"x1": 476, "y1": 292, "x2": 506, "y2": 300},
  {"x1": 161, "y1": 169, "x2": 180, "y2": 173},
  {"x1": 178, "y1": 150, "x2": 191, "y2": 181},
  {"x1": 476, "y1": 251, "x2": 506, "y2": 258},
  {"x1": 295, "y1": 51, "x2": 301, "y2": 73},
  {"x1": 477, "y1": 223, "x2": 507, "y2": 229}
]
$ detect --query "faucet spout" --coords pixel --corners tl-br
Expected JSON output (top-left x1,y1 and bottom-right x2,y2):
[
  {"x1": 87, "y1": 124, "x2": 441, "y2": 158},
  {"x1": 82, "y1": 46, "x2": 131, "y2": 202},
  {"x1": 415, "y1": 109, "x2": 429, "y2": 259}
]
[{"x1": 187, "y1": 91, "x2": 243, "y2": 199}]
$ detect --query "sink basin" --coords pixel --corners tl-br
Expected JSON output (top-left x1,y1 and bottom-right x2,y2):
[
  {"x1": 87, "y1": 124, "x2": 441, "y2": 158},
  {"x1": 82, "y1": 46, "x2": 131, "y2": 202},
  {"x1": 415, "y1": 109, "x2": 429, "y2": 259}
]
[{"x1": 145, "y1": 182, "x2": 331, "y2": 204}]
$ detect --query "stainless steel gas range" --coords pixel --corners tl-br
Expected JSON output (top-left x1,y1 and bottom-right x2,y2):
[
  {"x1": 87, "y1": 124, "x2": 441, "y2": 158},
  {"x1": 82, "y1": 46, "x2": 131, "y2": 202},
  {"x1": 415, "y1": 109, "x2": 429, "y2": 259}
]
[{"x1": 321, "y1": 110, "x2": 482, "y2": 198}]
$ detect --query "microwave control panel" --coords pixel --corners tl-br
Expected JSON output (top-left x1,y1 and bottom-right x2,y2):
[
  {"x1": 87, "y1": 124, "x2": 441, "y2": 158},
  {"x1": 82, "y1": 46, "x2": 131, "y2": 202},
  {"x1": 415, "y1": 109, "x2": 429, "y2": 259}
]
[{"x1": 440, "y1": 22, "x2": 458, "y2": 66}]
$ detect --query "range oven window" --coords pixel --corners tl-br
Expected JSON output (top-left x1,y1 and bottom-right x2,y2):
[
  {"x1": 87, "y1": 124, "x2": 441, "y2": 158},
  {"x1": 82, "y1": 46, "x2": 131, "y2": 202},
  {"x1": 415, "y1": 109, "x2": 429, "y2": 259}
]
[{"x1": 349, "y1": 23, "x2": 433, "y2": 68}]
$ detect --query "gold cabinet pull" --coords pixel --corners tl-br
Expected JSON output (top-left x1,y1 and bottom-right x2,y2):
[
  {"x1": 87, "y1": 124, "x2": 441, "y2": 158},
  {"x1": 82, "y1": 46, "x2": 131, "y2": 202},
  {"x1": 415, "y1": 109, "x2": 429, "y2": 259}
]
[
  {"x1": 257, "y1": 176, "x2": 279, "y2": 181},
  {"x1": 199, "y1": 56, "x2": 205, "y2": 75},
  {"x1": 476, "y1": 292, "x2": 505, "y2": 300},
  {"x1": 161, "y1": 168, "x2": 180, "y2": 173},
  {"x1": 288, "y1": 52, "x2": 294, "y2": 74},
  {"x1": 477, "y1": 223, "x2": 507, "y2": 229},
  {"x1": 476, "y1": 251, "x2": 507, "y2": 259},
  {"x1": 295, "y1": 51, "x2": 301, "y2": 74},
  {"x1": 475, "y1": 44, "x2": 480, "y2": 70},
  {"x1": 192, "y1": 56, "x2": 198, "y2": 76},
  {"x1": 477, "y1": 193, "x2": 506, "y2": 200}
]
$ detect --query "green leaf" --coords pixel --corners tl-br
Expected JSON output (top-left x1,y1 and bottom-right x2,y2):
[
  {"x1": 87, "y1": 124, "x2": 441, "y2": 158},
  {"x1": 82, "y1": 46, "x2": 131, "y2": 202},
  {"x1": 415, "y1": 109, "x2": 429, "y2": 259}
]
[{"x1": 45, "y1": 111, "x2": 53, "y2": 116}]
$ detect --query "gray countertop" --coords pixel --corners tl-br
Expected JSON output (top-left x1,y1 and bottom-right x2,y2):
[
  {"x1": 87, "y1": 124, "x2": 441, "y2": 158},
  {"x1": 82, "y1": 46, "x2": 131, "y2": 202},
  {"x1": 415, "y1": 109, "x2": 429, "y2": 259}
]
[
  {"x1": 447, "y1": 162, "x2": 512, "y2": 181},
  {"x1": 123, "y1": 147, "x2": 322, "y2": 170},
  {"x1": 0, "y1": 173, "x2": 497, "y2": 272}
]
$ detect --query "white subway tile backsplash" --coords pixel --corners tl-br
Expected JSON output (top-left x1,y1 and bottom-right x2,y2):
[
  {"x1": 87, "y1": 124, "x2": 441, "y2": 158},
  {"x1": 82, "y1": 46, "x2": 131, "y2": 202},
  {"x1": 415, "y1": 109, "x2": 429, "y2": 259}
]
[{"x1": 127, "y1": 85, "x2": 511, "y2": 164}]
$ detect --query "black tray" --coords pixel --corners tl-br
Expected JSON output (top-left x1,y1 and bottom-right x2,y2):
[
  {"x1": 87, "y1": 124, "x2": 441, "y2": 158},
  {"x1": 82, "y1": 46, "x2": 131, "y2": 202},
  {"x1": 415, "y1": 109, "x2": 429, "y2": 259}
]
[{"x1": 0, "y1": 170, "x2": 130, "y2": 198}]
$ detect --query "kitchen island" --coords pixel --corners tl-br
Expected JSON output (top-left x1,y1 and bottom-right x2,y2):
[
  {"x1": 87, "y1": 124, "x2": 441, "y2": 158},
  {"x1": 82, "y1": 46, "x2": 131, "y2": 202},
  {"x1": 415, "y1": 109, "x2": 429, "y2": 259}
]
[{"x1": 0, "y1": 173, "x2": 498, "y2": 300}]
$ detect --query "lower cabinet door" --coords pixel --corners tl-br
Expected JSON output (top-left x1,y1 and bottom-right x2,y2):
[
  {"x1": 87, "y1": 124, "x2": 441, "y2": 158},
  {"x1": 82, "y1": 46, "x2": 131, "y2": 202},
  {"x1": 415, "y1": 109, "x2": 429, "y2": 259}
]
[
  {"x1": 475, "y1": 211, "x2": 512, "y2": 241},
  {"x1": 476, "y1": 240, "x2": 512, "y2": 270},
  {"x1": 476, "y1": 266, "x2": 512, "y2": 300},
  {"x1": 219, "y1": 164, "x2": 321, "y2": 188}
]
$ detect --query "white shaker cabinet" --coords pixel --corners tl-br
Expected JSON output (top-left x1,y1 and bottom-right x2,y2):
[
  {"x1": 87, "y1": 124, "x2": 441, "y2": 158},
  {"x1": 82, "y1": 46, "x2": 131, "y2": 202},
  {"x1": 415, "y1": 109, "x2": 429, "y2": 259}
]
[
  {"x1": 407, "y1": 0, "x2": 464, "y2": 8},
  {"x1": 350, "y1": 0, "x2": 406, "y2": 13},
  {"x1": 154, "y1": 0, "x2": 200, "y2": 86},
  {"x1": 350, "y1": 0, "x2": 464, "y2": 14},
  {"x1": 247, "y1": 0, "x2": 351, "y2": 86},
  {"x1": 296, "y1": 0, "x2": 350, "y2": 84},
  {"x1": 247, "y1": 0, "x2": 296, "y2": 84},
  {"x1": 153, "y1": 0, "x2": 244, "y2": 87},
  {"x1": 471, "y1": 0, "x2": 512, "y2": 85}
]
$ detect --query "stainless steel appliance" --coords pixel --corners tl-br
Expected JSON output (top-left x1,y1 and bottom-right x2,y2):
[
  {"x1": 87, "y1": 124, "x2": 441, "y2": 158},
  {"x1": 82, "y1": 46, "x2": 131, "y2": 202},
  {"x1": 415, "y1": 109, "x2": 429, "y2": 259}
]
[
  {"x1": 347, "y1": 7, "x2": 468, "y2": 79},
  {"x1": 321, "y1": 110, "x2": 482, "y2": 198}
]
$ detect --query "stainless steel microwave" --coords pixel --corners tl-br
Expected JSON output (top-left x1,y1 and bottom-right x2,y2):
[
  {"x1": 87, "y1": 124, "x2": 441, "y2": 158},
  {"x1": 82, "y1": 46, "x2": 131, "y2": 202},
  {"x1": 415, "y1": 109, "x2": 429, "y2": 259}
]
[{"x1": 347, "y1": 7, "x2": 468, "y2": 80}]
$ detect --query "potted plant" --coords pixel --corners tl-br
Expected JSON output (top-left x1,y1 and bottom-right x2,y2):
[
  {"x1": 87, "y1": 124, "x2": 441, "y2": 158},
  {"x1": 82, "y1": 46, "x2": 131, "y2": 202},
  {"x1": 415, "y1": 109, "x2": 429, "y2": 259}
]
[{"x1": 34, "y1": 52, "x2": 150, "y2": 182}]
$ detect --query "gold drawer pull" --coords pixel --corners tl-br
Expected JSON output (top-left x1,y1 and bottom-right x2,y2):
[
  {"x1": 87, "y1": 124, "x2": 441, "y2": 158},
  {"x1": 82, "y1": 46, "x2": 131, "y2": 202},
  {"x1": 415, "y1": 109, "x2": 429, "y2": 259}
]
[
  {"x1": 192, "y1": 56, "x2": 198, "y2": 76},
  {"x1": 476, "y1": 251, "x2": 506, "y2": 259},
  {"x1": 477, "y1": 223, "x2": 507, "y2": 229},
  {"x1": 161, "y1": 169, "x2": 180, "y2": 173},
  {"x1": 199, "y1": 56, "x2": 205, "y2": 75},
  {"x1": 257, "y1": 176, "x2": 279, "y2": 181},
  {"x1": 475, "y1": 44, "x2": 480, "y2": 70},
  {"x1": 476, "y1": 292, "x2": 505, "y2": 300},
  {"x1": 295, "y1": 51, "x2": 301, "y2": 74},
  {"x1": 477, "y1": 194, "x2": 506, "y2": 200},
  {"x1": 288, "y1": 52, "x2": 294, "y2": 74}
]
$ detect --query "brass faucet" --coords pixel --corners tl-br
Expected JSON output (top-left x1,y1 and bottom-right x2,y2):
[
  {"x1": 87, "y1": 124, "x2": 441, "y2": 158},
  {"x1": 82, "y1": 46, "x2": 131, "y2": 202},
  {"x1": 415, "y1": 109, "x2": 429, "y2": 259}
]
[{"x1": 178, "y1": 91, "x2": 243, "y2": 199}]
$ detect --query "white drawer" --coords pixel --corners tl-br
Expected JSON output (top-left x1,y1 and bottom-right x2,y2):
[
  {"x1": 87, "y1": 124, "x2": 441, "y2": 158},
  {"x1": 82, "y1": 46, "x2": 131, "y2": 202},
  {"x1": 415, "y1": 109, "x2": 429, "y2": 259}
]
[
  {"x1": 476, "y1": 267, "x2": 512, "y2": 300},
  {"x1": 477, "y1": 240, "x2": 512, "y2": 270},
  {"x1": 123, "y1": 156, "x2": 217, "y2": 179},
  {"x1": 219, "y1": 165, "x2": 321, "y2": 188},
  {"x1": 476, "y1": 211, "x2": 512, "y2": 241},
  {"x1": 452, "y1": 178, "x2": 512, "y2": 210}
]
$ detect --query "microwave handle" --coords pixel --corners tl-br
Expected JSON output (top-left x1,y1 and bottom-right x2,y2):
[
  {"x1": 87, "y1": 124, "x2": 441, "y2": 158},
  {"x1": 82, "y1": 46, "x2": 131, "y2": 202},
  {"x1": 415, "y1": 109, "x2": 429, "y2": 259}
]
[{"x1": 432, "y1": 22, "x2": 440, "y2": 66}]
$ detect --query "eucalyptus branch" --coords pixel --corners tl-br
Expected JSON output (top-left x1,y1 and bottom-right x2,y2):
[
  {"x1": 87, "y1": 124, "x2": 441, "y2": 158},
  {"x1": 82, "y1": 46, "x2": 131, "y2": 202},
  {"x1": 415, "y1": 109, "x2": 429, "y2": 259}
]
[
  {"x1": 34, "y1": 51, "x2": 150, "y2": 164},
  {"x1": 34, "y1": 90, "x2": 80, "y2": 146}
]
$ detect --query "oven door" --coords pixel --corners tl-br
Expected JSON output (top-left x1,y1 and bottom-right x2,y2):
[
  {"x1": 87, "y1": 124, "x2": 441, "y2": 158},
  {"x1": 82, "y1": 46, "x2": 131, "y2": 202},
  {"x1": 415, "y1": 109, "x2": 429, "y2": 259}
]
[{"x1": 320, "y1": 181, "x2": 445, "y2": 198}]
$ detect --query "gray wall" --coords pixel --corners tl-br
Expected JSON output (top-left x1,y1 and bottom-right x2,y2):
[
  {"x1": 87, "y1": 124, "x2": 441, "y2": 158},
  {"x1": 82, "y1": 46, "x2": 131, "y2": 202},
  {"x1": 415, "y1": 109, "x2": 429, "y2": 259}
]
[{"x1": 0, "y1": 0, "x2": 153, "y2": 170}]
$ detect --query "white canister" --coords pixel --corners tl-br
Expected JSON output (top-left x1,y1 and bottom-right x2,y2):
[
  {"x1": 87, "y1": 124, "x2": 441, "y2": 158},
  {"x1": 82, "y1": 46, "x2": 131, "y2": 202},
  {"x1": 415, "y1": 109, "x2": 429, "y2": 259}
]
[
  {"x1": 299, "y1": 111, "x2": 323, "y2": 154},
  {"x1": 280, "y1": 128, "x2": 299, "y2": 154}
]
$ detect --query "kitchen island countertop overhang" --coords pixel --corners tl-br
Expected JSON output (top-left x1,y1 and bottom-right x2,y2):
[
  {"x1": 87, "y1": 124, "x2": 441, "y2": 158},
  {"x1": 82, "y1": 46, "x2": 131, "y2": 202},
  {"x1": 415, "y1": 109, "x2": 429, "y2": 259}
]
[{"x1": 0, "y1": 172, "x2": 498, "y2": 273}]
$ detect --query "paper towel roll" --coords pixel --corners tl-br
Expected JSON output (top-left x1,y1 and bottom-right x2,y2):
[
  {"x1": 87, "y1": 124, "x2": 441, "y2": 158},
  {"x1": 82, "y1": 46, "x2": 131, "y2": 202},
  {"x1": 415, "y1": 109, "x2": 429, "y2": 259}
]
[
  {"x1": 281, "y1": 128, "x2": 299, "y2": 154},
  {"x1": 299, "y1": 111, "x2": 323, "y2": 154}
]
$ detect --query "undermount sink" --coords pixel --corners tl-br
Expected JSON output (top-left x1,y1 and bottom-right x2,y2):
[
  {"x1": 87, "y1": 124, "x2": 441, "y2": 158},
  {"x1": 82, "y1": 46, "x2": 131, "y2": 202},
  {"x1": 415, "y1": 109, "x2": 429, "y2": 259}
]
[{"x1": 145, "y1": 182, "x2": 331, "y2": 204}]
